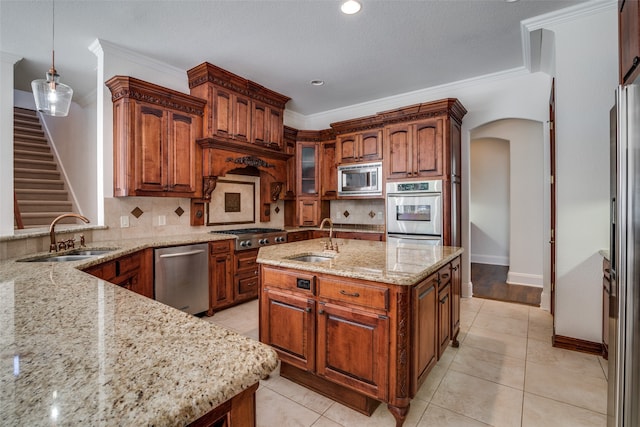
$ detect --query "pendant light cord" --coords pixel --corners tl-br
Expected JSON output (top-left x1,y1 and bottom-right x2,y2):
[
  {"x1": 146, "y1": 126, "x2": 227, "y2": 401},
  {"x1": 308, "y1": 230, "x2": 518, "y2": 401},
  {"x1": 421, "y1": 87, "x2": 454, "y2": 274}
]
[{"x1": 51, "y1": 0, "x2": 56, "y2": 71}]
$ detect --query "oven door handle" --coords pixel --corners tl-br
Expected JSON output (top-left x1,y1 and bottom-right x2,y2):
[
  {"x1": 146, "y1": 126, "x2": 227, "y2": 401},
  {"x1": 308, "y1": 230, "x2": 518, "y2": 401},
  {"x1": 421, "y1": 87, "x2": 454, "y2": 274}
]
[{"x1": 387, "y1": 233, "x2": 441, "y2": 240}]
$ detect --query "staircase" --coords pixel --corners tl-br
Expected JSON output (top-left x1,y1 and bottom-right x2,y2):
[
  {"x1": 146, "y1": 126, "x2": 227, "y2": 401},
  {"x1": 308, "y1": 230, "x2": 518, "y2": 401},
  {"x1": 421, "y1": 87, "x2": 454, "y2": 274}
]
[{"x1": 13, "y1": 107, "x2": 74, "y2": 229}]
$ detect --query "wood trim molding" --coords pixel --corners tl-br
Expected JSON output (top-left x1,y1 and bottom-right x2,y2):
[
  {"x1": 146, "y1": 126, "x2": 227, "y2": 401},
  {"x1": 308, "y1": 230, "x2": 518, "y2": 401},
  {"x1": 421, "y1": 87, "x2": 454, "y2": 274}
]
[
  {"x1": 187, "y1": 62, "x2": 290, "y2": 108},
  {"x1": 105, "y1": 76, "x2": 206, "y2": 116},
  {"x1": 552, "y1": 334, "x2": 604, "y2": 356}
]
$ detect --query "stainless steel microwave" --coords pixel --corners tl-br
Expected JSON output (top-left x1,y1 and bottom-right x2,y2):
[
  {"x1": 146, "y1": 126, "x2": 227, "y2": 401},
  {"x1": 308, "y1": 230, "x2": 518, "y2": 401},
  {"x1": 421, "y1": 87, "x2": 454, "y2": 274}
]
[{"x1": 337, "y1": 162, "x2": 382, "y2": 196}]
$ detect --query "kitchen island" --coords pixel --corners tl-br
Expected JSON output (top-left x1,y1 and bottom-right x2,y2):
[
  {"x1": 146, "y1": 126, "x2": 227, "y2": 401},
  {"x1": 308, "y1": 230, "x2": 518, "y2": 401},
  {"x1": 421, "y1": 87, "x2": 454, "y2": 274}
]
[
  {"x1": 0, "y1": 233, "x2": 278, "y2": 426},
  {"x1": 257, "y1": 238, "x2": 463, "y2": 427}
]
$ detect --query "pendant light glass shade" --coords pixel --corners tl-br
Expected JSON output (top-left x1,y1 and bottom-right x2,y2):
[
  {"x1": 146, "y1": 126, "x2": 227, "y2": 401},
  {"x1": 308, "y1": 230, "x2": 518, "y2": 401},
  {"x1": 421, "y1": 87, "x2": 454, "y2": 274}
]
[
  {"x1": 31, "y1": 66, "x2": 73, "y2": 117},
  {"x1": 31, "y1": 0, "x2": 72, "y2": 117}
]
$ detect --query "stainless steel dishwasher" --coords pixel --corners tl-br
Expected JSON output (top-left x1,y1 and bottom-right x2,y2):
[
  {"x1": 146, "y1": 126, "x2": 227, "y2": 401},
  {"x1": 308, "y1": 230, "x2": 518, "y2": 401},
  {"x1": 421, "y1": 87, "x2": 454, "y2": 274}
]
[{"x1": 154, "y1": 243, "x2": 208, "y2": 315}]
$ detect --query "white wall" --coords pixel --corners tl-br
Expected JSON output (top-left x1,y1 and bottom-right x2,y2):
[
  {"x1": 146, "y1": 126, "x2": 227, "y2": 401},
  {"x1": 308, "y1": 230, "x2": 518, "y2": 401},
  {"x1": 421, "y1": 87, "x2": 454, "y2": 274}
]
[
  {"x1": 547, "y1": 6, "x2": 617, "y2": 342},
  {"x1": 472, "y1": 119, "x2": 545, "y2": 289},
  {"x1": 0, "y1": 52, "x2": 21, "y2": 236},
  {"x1": 470, "y1": 137, "x2": 510, "y2": 266}
]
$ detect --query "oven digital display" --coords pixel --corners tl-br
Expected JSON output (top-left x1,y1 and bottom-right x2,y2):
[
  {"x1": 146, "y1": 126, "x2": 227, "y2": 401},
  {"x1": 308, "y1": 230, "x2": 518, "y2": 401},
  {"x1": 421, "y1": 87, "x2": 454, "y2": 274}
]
[
  {"x1": 397, "y1": 182, "x2": 430, "y2": 192},
  {"x1": 396, "y1": 205, "x2": 431, "y2": 221}
]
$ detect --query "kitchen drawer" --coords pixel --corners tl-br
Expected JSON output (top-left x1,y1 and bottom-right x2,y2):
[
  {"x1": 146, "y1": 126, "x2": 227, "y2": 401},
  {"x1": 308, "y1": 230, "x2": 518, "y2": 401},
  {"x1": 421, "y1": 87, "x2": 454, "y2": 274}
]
[
  {"x1": 116, "y1": 251, "x2": 142, "y2": 276},
  {"x1": 210, "y1": 239, "x2": 233, "y2": 254},
  {"x1": 318, "y1": 277, "x2": 388, "y2": 311},
  {"x1": 438, "y1": 264, "x2": 452, "y2": 289},
  {"x1": 287, "y1": 231, "x2": 310, "y2": 242},
  {"x1": 262, "y1": 267, "x2": 316, "y2": 294},
  {"x1": 236, "y1": 249, "x2": 259, "y2": 272},
  {"x1": 238, "y1": 275, "x2": 260, "y2": 295}
]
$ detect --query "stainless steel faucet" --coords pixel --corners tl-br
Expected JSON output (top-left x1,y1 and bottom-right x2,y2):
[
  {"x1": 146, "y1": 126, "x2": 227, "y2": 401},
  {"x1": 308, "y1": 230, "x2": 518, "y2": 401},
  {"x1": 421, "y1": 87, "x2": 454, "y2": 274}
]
[
  {"x1": 319, "y1": 217, "x2": 338, "y2": 252},
  {"x1": 49, "y1": 213, "x2": 90, "y2": 252}
]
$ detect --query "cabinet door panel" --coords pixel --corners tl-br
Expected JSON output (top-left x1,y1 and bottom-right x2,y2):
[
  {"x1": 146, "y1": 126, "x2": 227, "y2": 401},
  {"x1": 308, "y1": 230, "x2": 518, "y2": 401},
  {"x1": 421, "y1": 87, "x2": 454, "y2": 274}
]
[
  {"x1": 412, "y1": 276, "x2": 437, "y2": 395},
  {"x1": 262, "y1": 289, "x2": 315, "y2": 371},
  {"x1": 267, "y1": 108, "x2": 283, "y2": 149},
  {"x1": 450, "y1": 257, "x2": 461, "y2": 346},
  {"x1": 321, "y1": 142, "x2": 337, "y2": 198},
  {"x1": 136, "y1": 105, "x2": 166, "y2": 191},
  {"x1": 299, "y1": 199, "x2": 319, "y2": 226},
  {"x1": 338, "y1": 135, "x2": 358, "y2": 164},
  {"x1": 168, "y1": 113, "x2": 197, "y2": 193},
  {"x1": 252, "y1": 103, "x2": 267, "y2": 144},
  {"x1": 414, "y1": 119, "x2": 443, "y2": 177},
  {"x1": 386, "y1": 125, "x2": 411, "y2": 179},
  {"x1": 233, "y1": 95, "x2": 251, "y2": 142},
  {"x1": 317, "y1": 303, "x2": 388, "y2": 400},
  {"x1": 210, "y1": 253, "x2": 233, "y2": 308},
  {"x1": 438, "y1": 283, "x2": 451, "y2": 357},
  {"x1": 213, "y1": 88, "x2": 233, "y2": 138},
  {"x1": 360, "y1": 130, "x2": 382, "y2": 161}
]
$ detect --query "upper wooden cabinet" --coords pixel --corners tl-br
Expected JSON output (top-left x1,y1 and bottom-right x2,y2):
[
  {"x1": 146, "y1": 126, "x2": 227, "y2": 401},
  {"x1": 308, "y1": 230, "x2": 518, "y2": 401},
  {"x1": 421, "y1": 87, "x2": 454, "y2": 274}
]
[
  {"x1": 188, "y1": 62, "x2": 290, "y2": 150},
  {"x1": 620, "y1": 0, "x2": 640, "y2": 84},
  {"x1": 331, "y1": 115, "x2": 383, "y2": 165},
  {"x1": 106, "y1": 76, "x2": 206, "y2": 198},
  {"x1": 380, "y1": 99, "x2": 466, "y2": 182}
]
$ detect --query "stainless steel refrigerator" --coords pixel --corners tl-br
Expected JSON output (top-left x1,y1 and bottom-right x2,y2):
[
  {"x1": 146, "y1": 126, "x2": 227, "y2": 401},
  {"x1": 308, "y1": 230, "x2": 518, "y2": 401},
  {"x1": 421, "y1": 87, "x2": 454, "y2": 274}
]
[{"x1": 609, "y1": 83, "x2": 640, "y2": 427}]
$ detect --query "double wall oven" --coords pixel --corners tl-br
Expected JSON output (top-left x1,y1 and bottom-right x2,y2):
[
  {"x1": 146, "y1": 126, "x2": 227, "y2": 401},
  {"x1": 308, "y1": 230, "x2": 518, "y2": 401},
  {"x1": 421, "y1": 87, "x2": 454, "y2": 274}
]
[{"x1": 386, "y1": 180, "x2": 443, "y2": 245}]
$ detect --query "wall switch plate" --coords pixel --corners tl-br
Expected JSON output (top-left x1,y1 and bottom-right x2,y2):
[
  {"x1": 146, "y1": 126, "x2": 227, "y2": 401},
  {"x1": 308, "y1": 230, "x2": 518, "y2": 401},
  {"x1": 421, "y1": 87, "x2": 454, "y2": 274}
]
[
  {"x1": 120, "y1": 216, "x2": 129, "y2": 228},
  {"x1": 158, "y1": 215, "x2": 166, "y2": 226}
]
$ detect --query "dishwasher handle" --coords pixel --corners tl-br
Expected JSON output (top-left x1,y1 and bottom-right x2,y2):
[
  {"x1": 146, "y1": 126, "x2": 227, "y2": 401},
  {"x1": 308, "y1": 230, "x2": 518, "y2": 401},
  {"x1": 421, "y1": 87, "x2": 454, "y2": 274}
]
[{"x1": 158, "y1": 249, "x2": 206, "y2": 259}]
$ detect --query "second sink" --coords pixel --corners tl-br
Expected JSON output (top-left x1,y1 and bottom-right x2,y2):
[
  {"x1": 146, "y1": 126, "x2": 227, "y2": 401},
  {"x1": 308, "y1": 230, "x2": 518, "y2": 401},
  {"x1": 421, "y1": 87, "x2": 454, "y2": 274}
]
[{"x1": 289, "y1": 254, "x2": 335, "y2": 263}]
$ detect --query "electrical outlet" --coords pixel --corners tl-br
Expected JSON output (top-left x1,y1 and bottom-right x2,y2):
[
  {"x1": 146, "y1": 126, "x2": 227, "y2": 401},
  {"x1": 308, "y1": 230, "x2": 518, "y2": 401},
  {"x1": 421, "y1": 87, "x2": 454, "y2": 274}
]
[
  {"x1": 158, "y1": 215, "x2": 166, "y2": 226},
  {"x1": 120, "y1": 216, "x2": 129, "y2": 228}
]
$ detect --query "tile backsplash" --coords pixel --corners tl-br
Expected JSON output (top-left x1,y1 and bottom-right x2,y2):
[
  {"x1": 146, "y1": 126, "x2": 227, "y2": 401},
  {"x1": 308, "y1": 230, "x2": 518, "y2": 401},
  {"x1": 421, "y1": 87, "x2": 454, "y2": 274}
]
[{"x1": 330, "y1": 199, "x2": 385, "y2": 226}]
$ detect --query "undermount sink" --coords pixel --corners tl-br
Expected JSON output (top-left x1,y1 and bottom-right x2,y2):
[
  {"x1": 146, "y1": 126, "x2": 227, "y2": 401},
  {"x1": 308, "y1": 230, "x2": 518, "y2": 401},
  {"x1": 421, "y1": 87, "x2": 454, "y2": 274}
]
[
  {"x1": 288, "y1": 254, "x2": 335, "y2": 263},
  {"x1": 18, "y1": 248, "x2": 118, "y2": 263}
]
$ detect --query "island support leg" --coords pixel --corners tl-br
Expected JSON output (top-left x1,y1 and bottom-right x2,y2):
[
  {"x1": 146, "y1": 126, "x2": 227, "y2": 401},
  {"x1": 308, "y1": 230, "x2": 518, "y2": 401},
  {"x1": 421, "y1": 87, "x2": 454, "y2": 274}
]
[{"x1": 387, "y1": 403, "x2": 410, "y2": 427}]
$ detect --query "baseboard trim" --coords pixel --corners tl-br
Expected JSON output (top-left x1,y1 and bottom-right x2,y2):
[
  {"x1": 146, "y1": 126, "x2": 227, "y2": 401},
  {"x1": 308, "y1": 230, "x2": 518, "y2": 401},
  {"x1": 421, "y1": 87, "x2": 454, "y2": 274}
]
[
  {"x1": 552, "y1": 334, "x2": 604, "y2": 356},
  {"x1": 506, "y1": 271, "x2": 543, "y2": 288},
  {"x1": 470, "y1": 254, "x2": 509, "y2": 265}
]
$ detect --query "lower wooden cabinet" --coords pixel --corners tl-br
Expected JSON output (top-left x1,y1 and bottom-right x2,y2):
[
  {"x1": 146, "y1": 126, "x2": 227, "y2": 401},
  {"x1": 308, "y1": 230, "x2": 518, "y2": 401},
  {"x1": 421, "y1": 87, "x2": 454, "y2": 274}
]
[
  {"x1": 286, "y1": 230, "x2": 310, "y2": 242},
  {"x1": 83, "y1": 249, "x2": 153, "y2": 298},
  {"x1": 450, "y1": 256, "x2": 461, "y2": 347},
  {"x1": 208, "y1": 240, "x2": 234, "y2": 315},
  {"x1": 437, "y1": 282, "x2": 451, "y2": 358},
  {"x1": 334, "y1": 231, "x2": 383, "y2": 241},
  {"x1": 234, "y1": 249, "x2": 260, "y2": 303},
  {"x1": 316, "y1": 301, "x2": 389, "y2": 400},
  {"x1": 411, "y1": 274, "x2": 438, "y2": 395}
]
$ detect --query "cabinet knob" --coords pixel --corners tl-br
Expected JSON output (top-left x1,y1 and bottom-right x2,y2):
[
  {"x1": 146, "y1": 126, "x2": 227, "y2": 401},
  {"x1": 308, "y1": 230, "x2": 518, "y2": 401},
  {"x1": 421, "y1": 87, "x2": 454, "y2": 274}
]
[
  {"x1": 319, "y1": 309, "x2": 325, "y2": 315},
  {"x1": 305, "y1": 307, "x2": 312, "y2": 313}
]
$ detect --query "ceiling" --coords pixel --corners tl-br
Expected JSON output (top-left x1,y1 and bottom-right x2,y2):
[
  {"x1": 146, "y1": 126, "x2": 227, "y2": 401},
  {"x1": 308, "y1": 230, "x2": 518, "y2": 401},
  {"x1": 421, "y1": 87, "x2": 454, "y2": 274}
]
[{"x1": 1, "y1": 0, "x2": 586, "y2": 116}]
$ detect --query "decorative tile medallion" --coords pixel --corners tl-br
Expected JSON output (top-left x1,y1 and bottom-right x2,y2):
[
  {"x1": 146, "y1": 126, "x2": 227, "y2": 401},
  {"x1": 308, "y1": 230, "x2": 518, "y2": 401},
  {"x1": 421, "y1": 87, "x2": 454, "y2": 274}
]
[
  {"x1": 130, "y1": 207, "x2": 144, "y2": 218},
  {"x1": 343, "y1": 210, "x2": 350, "y2": 218},
  {"x1": 174, "y1": 206, "x2": 185, "y2": 217},
  {"x1": 274, "y1": 206, "x2": 280, "y2": 214},
  {"x1": 369, "y1": 211, "x2": 376, "y2": 218}
]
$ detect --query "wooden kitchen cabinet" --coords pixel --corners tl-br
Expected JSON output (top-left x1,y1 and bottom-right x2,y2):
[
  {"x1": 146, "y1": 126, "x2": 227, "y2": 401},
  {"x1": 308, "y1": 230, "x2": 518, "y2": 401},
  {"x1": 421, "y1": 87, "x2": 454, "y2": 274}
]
[
  {"x1": 187, "y1": 62, "x2": 290, "y2": 149},
  {"x1": 105, "y1": 76, "x2": 206, "y2": 198},
  {"x1": 287, "y1": 230, "x2": 310, "y2": 242},
  {"x1": 234, "y1": 249, "x2": 260, "y2": 303},
  {"x1": 411, "y1": 274, "x2": 438, "y2": 395},
  {"x1": 437, "y1": 263, "x2": 452, "y2": 358},
  {"x1": 331, "y1": 115, "x2": 383, "y2": 165},
  {"x1": 83, "y1": 249, "x2": 153, "y2": 298},
  {"x1": 320, "y1": 141, "x2": 338, "y2": 199},
  {"x1": 298, "y1": 141, "x2": 319, "y2": 196},
  {"x1": 208, "y1": 239, "x2": 234, "y2": 315},
  {"x1": 385, "y1": 118, "x2": 443, "y2": 180},
  {"x1": 335, "y1": 129, "x2": 383, "y2": 164},
  {"x1": 620, "y1": 0, "x2": 640, "y2": 84}
]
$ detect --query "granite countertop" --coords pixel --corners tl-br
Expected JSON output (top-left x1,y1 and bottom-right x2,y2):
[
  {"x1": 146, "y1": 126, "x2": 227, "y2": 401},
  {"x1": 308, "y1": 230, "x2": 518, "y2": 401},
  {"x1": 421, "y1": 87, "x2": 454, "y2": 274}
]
[
  {"x1": 257, "y1": 238, "x2": 463, "y2": 286},
  {"x1": 0, "y1": 233, "x2": 278, "y2": 426}
]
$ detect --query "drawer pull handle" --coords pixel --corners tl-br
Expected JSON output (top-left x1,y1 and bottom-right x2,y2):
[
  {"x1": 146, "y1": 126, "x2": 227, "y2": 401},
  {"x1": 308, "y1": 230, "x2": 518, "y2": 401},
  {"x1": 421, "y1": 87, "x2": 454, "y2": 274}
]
[
  {"x1": 339, "y1": 290, "x2": 360, "y2": 298},
  {"x1": 441, "y1": 273, "x2": 450, "y2": 280},
  {"x1": 440, "y1": 295, "x2": 449, "y2": 304},
  {"x1": 452, "y1": 265, "x2": 459, "y2": 272}
]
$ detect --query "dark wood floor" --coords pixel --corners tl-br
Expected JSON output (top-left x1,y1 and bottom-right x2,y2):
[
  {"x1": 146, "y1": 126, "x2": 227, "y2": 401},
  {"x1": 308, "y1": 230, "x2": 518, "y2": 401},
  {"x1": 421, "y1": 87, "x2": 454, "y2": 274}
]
[{"x1": 471, "y1": 263, "x2": 542, "y2": 306}]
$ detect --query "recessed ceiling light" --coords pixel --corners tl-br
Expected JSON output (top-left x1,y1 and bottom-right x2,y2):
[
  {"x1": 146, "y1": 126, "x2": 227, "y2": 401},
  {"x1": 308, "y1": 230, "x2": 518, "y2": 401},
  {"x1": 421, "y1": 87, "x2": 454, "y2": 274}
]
[
  {"x1": 310, "y1": 80, "x2": 325, "y2": 86},
  {"x1": 341, "y1": 0, "x2": 361, "y2": 15}
]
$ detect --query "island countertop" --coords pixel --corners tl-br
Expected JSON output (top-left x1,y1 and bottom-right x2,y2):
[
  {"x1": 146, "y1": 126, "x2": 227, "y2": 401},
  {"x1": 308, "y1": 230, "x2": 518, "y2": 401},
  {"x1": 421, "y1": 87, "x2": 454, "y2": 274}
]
[
  {"x1": 0, "y1": 233, "x2": 278, "y2": 426},
  {"x1": 257, "y1": 238, "x2": 463, "y2": 286}
]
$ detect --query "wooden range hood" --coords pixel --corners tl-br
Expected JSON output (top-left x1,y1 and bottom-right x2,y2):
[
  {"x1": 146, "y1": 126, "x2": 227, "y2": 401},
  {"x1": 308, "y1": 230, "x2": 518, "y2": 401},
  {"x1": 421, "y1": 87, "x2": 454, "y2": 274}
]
[{"x1": 190, "y1": 138, "x2": 292, "y2": 226}]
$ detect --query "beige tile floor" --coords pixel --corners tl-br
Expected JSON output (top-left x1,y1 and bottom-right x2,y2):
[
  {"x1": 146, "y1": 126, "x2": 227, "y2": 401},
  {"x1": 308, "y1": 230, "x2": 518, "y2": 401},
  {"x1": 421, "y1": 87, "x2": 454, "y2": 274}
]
[{"x1": 204, "y1": 297, "x2": 608, "y2": 427}]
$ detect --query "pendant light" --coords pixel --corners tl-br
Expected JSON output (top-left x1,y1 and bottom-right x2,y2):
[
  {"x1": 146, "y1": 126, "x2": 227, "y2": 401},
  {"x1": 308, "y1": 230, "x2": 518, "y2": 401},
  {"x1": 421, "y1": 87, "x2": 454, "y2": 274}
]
[{"x1": 31, "y1": 0, "x2": 73, "y2": 117}]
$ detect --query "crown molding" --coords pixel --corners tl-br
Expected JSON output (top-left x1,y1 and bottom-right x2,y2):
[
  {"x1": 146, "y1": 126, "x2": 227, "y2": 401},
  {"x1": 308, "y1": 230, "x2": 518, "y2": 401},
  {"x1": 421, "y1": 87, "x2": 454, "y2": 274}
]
[
  {"x1": 0, "y1": 51, "x2": 22, "y2": 65},
  {"x1": 88, "y1": 39, "x2": 187, "y2": 82}
]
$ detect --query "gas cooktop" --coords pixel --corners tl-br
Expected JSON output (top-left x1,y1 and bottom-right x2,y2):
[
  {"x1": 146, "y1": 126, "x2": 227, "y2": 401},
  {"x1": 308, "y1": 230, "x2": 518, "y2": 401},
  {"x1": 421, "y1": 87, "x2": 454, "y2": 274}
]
[{"x1": 210, "y1": 228, "x2": 287, "y2": 250}]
